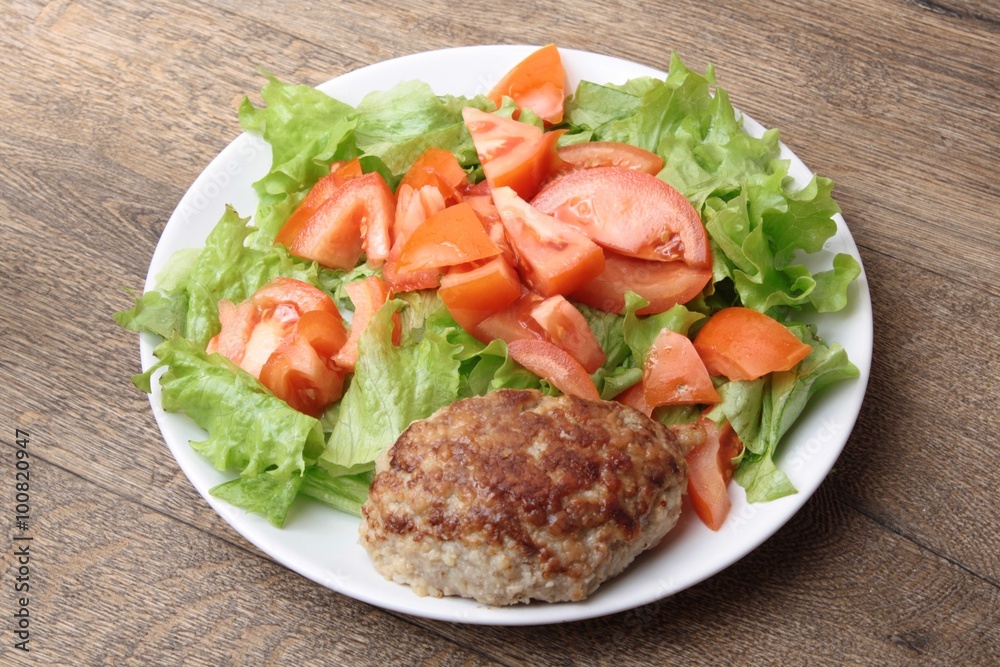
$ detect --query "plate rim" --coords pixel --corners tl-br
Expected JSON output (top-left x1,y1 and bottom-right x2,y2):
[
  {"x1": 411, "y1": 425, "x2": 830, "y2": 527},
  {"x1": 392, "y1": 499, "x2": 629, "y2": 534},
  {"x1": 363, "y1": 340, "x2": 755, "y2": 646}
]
[{"x1": 139, "y1": 44, "x2": 873, "y2": 625}]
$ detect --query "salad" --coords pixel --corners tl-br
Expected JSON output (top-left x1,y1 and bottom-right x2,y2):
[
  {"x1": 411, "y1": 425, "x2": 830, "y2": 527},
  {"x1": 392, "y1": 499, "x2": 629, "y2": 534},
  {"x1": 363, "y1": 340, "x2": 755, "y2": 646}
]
[{"x1": 117, "y1": 45, "x2": 860, "y2": 534}]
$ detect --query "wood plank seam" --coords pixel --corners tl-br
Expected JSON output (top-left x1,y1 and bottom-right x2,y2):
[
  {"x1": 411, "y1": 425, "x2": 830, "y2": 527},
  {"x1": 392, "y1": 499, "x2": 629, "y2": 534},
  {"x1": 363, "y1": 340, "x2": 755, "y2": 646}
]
[{"x1": 844, "y1": 499, "x2": 1000, "y2": 589}]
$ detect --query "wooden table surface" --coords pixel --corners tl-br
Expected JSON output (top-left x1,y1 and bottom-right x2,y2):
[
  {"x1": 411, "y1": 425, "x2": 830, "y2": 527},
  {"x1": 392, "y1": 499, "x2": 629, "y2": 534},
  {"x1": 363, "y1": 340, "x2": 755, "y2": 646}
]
[{"x1": 3, "y1": 0, "x2": 998, "y2": 664}]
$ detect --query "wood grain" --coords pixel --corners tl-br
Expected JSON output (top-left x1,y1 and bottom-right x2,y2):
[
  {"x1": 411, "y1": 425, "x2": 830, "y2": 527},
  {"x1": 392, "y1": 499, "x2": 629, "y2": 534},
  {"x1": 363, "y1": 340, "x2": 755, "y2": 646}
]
[
  {"x1": 6, "y1": 459, "x2": 505, "y2": 667},
  {"x1": 1, "y1": 0, "x2": 998, "y2": 664},
  {"x1": 419, "y1": 486, "x2": 1000, "y2": 666}
]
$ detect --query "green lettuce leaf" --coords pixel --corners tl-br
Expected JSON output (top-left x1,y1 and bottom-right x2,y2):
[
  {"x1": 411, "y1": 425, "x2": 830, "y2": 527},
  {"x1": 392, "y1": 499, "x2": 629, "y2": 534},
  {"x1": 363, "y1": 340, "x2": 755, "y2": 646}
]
[
  {"x1": 321, "y1": 299, "x2": 463, "y2": 470},
  {"x1": 299, "y1": 466, "x2": 374, "y2": 517},
  {"x1": 208, "y1": 464, "x2": 374, "y2": 526},
  {"x1": 622, "y1": 292, "x2": 704, "y2": 361},
  {"x1": 704, "y1": 192, "x2": 860, "y2": 316},
  {"x1": 565, "y1": 79, "x2": 643, "y2": 131},
  {"x1": 575, "y1": 303, "x2": 636, "y2": 399},
  {"x1": 718, "y1": 377, "x2": 767, "y2": 456},
  {"x1": 136, "y1": 335, "x2": 325, "y2": 480},
  {"x1": 210, "y1": 472, "x2": 304, "y2": 528},
  {"x1": 114, "y1": 288, "x2": 189, "y2": 339},
  {"x1": 354, "y1": 81, "x2": 491, "y2": 176},
  {"x1": 729, "y1": 324, "x2": 860, "y2": 502},
  {"x1": 239, "y1": 72, "x2": 358, "y2": 241},
  {"x1": 566, "y1": 54, "x2": 716, "y2": 154},
  {"x1": 116, "y1": 206, "x2": 351, "y2": 347}
]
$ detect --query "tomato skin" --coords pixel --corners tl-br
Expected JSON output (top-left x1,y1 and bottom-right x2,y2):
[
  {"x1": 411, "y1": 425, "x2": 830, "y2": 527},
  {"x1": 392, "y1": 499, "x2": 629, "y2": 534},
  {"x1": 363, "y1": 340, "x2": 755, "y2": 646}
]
[
  {"x1": 532, "y1": 167, "x2": 711, "y2": 268},
  {"x1": 643, "y1": 328, "x2": 721, "y2": 406},
  {"x1": 259, "y1": 330, "x2": 346, "y2": 418},
  {"x1": 251, "y1": 276, "x2": 342, "y2": 317},
  {"x1": 462, "y1": 107, "x2": 562, "y2": 200},
  {"x1": 487, "y1": 43, "x2": 566, "y2": 124},
  {"x1": 686, "y1": 419, "x2": 742, "y2": 531},
  {"x1": 507, "y1": 339, "x2": 600, "y2": 400},
  {"x1": 282, "y1": 172, "x2": 395, "y2": 270},
  {"x1": 492, "y1": 186, "x2": 605, "y2": 298},
  {"x1": 529, "y1": 295, "x2": 605, "y2": 373},
  {"x1": 295, "y1": 309, "x2": 349, "y2": 359},
  {"x1": 395, "y1": 201, "x2": 502, "y2": 274},
  {"x1": 554, "y1": 141, "x2": 664, "y2": 176},
  {"x1": 207, "y1": 299, "x2": 259, "y2": 365},
  {"x1": 472, "y1": 291, "x2": 605, "y2": 373},
  {"x1": 398, "y1": 146, "x2": 468, "y2": 204},
  {"x1": 571, "y1": 251, "x2": 712, "y2": 315},
  {"x1": 439, "y1": 256, "x2": 521, "y2": 331},
  {"x1": 718, "y1": 421, "x2": 743, "y2": 485},
  {"x1": 615, "y1": 382, "x2": 654, "y2": 417},
  {"x1": 274, "y1": 159, "x2": 363, "y2": 249},
  {"x1": 693, "y1": 307, "x2": 813, "y2": 381},
  {"x1": 384, "y1": 184, "x2": 447, "y2": 293},
  {"x1": 206, "y1": 278, "x2": 348, "y2": 416},
  {"x1": 333, "y1": 275, "x2": 398, "y2": 371}
]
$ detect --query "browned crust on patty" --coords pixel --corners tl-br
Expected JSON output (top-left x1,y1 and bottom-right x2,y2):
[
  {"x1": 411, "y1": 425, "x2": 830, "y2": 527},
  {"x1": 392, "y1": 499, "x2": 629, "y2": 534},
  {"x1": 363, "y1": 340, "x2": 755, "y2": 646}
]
[{"x1": 360, "y1": 389, "x2": 691, "y2": 604}]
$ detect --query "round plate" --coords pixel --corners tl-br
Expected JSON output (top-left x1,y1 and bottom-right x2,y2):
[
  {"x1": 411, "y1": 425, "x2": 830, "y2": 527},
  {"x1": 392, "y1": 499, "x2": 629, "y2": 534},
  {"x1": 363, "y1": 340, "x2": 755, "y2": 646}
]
[{"x1": 140, "y1": 45, "x2": 872, "y2": 625}]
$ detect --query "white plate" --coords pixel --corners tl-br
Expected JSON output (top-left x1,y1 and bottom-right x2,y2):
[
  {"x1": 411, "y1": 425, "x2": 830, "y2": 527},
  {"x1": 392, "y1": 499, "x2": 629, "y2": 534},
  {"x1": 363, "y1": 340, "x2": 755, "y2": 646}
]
[{"x1": 141, "y1": 46, "x2": 872, "y2": 625}]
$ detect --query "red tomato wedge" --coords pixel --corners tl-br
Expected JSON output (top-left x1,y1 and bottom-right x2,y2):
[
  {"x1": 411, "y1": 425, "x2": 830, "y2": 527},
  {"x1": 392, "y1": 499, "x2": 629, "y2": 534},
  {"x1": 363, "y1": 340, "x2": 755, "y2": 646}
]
[
  {"x1": 532, "y1": 167, "x2": 711, "y2": 267},
  {"x1": 472, "y1": 291, "x2": 605, "y2": 373},
  {"x1": 492, "y1": 186, "x2": 605, "y2": 298},
  {"x1": 507, "y1": 339, "x2": 600, "y2": 400},
  {"x1": 615, "y1": 382, "x2": 654, "y2": 417},
  {"x1": 693, "y1": 307, "x2": 813, "y2": 381},
  {"x1": 687, "y1": 419, "x2": 743, "y2": 531},
  {"x1": 333, "y1": 275, "x2": 398, "y2": 371},
  {"x1": 207, "y1": 299, "x2": 259, "y2": 366},
  {"x1": 260, "y1": 329, "x2": 346, "y2": 418},
  {"x1": 528, "y1": 294, "x2": 605, "y2": 373},
  {"x1": 281, "y1": 172, "x2": 395, "y2": 270},
  {"x1": 487, "y1": 44, "x2": 566, "y2": 124},
  {"x1": 718, "y1": 421, "x2": 744, "y2": 485},
  {"x1": 458, "y1": 178, "x2": 492, "y2": 198},
  {"x1": 274, "y1": 159, "x2": 363, "y2": 248},
  {"x1": 398, "y1": 146, "x2": 468, "y2": 204},
  {"x1": 554, "y1": 141, "x2": 664, "y2": 176},
  {"x1": 295, "y1": 309, "x2": 350, "y2": 360},
  {"x1": 462, "y1": 107, "x2": 562, "y2": 200},
  {"x1": 472, "y1": 290, "x2": 546, "y2": 345},
  {"x1": 395, "y1": 202, "x2": 502, "y2": 274},
  {"x1": 208, "y1": 278, "x2": 343, "y2": 379},
  {"x1": 391, "y1": 183, "x2": 446, "y2": 244},
  {"x1": 463, "y1": 192, "x2": 519, "y2": 268},
  {"x1": 439, "y1": 256, "x2": 521, "y2": 331},
  {"x1": 206, "y1": 278, "x2": 348, "y2": 416},
  {"x1": 384, "y1": 184, "x2": 447, "y2": 292},
  {"x1": 643, "y1": 328, "x2": 721, "y2": 406},
  {"x1": 251, "y1": 276, "x2": 342, "y2": 317},
  {"x1": 571, "y1": 251, "x2": 712, "y2": 315}
]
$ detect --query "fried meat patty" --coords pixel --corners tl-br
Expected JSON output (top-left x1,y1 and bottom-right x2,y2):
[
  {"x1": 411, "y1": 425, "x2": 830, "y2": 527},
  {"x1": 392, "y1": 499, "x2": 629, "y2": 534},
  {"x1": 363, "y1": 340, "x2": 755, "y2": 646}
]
[{"x1": 358, "y1": 389, "x2": 690, "y2": 605}]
